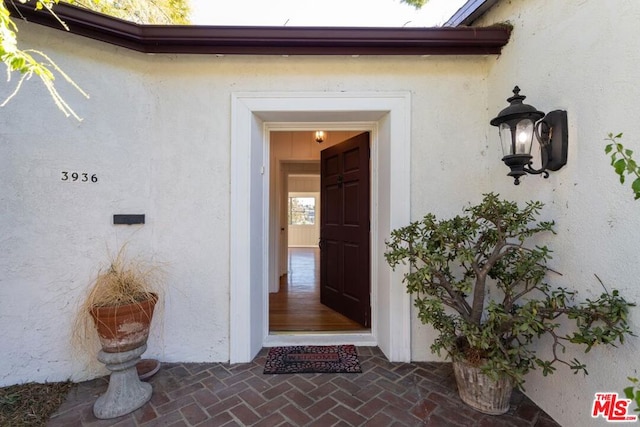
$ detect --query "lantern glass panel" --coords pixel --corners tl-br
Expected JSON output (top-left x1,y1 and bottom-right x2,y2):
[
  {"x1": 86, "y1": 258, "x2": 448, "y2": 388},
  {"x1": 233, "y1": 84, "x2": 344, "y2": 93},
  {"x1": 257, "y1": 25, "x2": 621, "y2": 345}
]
[
  {"x1": 515, "y1": 119, "x2": 534, "y2": 154},
  {"x1": 499, "y1": 123, "x2": 513, "y2": 156}
]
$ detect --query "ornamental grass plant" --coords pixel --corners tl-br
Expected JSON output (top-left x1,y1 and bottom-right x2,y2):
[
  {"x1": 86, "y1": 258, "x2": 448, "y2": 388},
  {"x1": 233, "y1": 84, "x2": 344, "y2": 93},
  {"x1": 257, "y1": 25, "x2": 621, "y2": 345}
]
[
  {"x1": 85, "y1": 245, "x2": 163, "y2": 309},
  {"x1": 73, "y1": 245, "x2": 165, "y2": 354}
]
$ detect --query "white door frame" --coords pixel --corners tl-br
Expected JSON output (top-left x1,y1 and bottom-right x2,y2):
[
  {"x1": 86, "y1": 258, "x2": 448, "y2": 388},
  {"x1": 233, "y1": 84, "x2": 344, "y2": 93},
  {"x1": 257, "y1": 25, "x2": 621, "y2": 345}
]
[{"x1": 230, "y1": 92, "x2": 411, "y2": 363}]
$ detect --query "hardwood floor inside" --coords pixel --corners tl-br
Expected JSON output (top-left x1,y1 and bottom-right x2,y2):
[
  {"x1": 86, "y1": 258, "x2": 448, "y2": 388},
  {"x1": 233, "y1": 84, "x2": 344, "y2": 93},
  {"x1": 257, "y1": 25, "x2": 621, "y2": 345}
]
[{"x1": 269, "y1": 247, "x2": 368, "y2": 332}]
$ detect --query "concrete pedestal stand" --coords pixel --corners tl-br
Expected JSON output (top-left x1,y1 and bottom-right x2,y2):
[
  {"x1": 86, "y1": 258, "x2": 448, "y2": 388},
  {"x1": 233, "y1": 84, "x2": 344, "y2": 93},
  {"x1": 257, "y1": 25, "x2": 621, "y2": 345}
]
[{"x1": 93, "y1": 344, "x2": 152, "y2": 419}]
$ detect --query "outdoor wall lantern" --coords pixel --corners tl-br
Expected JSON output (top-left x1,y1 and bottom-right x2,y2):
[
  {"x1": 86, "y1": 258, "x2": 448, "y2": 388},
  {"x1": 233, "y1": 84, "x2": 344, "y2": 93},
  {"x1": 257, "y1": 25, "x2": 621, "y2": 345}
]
[
  {"x1": 315, "y1": 131, "x2": 326, "y2": 143},
  {"x1": 490, "y1": 86, "x2": 568, "y2": 185}
]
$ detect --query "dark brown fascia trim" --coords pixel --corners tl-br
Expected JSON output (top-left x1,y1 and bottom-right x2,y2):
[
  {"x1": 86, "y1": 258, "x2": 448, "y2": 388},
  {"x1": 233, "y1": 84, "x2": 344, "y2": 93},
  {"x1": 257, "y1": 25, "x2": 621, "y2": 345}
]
[{"x1": 9, "y1": 2, "x2": 511, "y2": 55}]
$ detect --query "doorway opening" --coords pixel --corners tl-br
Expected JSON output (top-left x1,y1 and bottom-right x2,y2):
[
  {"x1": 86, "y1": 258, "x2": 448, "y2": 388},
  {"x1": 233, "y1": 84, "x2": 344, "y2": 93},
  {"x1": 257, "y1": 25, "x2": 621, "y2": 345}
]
[
  {"x1": 269, "y1": 131, "x2": 370, "y2": 333},
  {"x1": 229, "y1": 92, "x2": 411, "y2": 363}
]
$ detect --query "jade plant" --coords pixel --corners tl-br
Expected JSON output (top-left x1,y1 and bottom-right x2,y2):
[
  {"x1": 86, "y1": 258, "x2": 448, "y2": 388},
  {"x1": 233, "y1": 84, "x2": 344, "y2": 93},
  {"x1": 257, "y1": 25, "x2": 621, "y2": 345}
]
[{"x1": 385, "y1": 193, "x2": 635, "y2": 387}]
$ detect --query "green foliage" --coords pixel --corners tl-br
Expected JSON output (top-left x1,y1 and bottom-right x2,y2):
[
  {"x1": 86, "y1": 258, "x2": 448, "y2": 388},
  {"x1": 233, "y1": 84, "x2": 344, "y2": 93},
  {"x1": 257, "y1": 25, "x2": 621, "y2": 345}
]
[
  {"x1": 385, "y1": 193, "x2": 635, "y2": 387},
  {"x1": 400, "y1": 0, "x2": 428, "y2": 9},
  {"x1": 1, "y1": 0, "x2": 190, "y2": 118},
  {"x1": 605, "y1": 134, "x2": 640, "y2": 414},
  {"x1": 1, "y1": 0, "x2": 89, "y2": 119},
  {"x1": 624, "y1": 377, "x2": 640, "y2": 413},
  {"x1": 69, "y1": 0, "x2": 191, "y2": 25},
  {"x1": 604, "y1": 133, "x2": 640, "y2": 200}
]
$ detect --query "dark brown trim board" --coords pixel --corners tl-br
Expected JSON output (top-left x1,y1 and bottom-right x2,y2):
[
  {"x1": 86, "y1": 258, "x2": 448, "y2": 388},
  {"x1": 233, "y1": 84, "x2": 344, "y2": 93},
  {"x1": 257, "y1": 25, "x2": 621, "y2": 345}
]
[{"x1": 9, "y1": 2, "x2": 511, "y2": 55}]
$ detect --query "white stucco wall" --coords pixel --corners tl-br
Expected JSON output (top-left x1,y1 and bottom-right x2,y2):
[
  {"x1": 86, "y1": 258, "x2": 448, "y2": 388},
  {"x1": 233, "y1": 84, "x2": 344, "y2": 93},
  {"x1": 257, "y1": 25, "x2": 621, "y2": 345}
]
[
  {"x1": 0, "y1": 21, "x2": 491, "y2": 385},
  {"x1": 477, "y1": 1, "x2": 640, "y2": 425}
]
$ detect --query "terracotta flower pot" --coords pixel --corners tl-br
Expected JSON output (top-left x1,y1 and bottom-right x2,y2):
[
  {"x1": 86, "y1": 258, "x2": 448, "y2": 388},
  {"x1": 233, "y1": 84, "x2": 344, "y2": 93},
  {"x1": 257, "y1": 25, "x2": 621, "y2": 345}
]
[{"x1": 90, "y1": 294, "x2": 158, "y2": 353}]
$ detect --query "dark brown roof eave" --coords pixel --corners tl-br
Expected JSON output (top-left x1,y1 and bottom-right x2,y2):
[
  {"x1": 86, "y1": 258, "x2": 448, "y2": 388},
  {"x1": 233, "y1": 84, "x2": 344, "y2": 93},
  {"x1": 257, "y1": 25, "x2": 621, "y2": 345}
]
[{"x1": 9, "y1": 2, "x2": 511, "y2": 55}]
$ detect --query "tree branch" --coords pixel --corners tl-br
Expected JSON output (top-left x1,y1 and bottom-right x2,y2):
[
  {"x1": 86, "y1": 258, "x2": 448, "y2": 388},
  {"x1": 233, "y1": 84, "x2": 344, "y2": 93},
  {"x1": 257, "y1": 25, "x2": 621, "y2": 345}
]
[{"x1": 434, "y1": 271, "x2": 472, "y2": 321}]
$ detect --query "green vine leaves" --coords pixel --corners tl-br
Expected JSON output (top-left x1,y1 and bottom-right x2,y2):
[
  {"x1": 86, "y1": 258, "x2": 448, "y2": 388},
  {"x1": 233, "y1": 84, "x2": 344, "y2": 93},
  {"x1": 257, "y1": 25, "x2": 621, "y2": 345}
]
[
  {"x1": 624, "y1": 377, "x2": 640, "y2": 414},
  {"x1": 604, "y1": 133, "x2": 640, "y2": 200}
]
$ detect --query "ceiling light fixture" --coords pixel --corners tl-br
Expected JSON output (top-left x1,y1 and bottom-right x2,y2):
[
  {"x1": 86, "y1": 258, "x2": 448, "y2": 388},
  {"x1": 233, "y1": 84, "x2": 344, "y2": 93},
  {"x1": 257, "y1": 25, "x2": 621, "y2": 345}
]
[{"x1": 315, "y1": 131, "x2": 326, "y2": 143}]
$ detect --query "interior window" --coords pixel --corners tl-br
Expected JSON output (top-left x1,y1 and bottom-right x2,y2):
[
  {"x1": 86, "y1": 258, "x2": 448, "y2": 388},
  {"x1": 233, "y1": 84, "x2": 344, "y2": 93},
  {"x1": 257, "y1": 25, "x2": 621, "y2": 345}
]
[{"x1": 288, "y1": 197, "x2": 316, "y2": 225}]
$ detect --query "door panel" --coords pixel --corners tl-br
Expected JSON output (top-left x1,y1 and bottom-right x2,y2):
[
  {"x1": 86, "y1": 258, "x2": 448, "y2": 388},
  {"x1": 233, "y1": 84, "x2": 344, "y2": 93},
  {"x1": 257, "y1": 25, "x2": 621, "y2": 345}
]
[
  {"x1": 325, "y1": 156, "x2": 340, "y2": 176},
  {"x1": 343, "y1": 243, "x2": 361, "y2": 299},
  {"x1": 320, "y1": 132, "x2": 371, "y2": 327},
  {"x1": 325, "y1": 241, "x2": 340, "y2": 292},
  {"x1": 343, "y1": 183, "x2": 360, "y2": 225},
  {"x1": 343, "y1": 148, "x2": 361, "y2": 171},
  {"x1": 325, "y1": 185, "x2": 341, "y2": 225}
]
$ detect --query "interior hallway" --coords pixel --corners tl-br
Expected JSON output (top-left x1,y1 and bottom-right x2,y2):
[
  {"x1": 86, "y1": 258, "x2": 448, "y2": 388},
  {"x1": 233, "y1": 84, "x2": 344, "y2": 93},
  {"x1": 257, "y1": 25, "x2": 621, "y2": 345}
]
[{"x1": 269, "y1": 247, "x2": 367, "y2": 332}]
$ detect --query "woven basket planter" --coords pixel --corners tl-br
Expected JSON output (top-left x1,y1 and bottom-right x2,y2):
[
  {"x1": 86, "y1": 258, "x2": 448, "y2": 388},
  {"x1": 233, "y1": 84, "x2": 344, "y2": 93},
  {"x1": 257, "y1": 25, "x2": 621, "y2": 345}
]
[{"x1": 452, "y1": 359, "x2": 513, "y2": 415}]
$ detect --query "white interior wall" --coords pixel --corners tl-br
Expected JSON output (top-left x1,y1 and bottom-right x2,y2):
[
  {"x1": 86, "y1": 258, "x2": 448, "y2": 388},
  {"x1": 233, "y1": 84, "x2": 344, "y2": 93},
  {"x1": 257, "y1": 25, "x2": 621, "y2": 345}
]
[
  {"x1": 288, "y1": 177, "x2": 320, "y2": 193},
  {"x1": 478, "y1": 1, "x2": 640, "y2": 425},
  {"x1": 1, "y1": 19, "x2": 491, "y2": 385}
]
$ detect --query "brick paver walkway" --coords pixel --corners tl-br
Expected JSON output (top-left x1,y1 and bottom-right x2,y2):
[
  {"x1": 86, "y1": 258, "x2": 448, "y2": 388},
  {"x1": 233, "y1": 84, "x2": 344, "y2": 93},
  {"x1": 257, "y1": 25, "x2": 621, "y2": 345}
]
[{"x1": 48, "y1": 347, "x2": 560, "y2": 426}]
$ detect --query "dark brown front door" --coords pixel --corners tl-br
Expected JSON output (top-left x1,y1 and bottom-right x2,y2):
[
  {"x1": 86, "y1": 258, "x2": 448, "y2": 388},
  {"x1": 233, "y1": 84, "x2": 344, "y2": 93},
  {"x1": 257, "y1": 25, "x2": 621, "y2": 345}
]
[{"x1": 320, "y1": 132, "x2": 370, "y2": 327}]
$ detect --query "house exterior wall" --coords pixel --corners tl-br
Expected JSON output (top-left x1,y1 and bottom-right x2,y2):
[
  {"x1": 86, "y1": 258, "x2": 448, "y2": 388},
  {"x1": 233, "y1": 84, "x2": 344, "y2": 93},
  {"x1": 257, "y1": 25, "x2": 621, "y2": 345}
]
[
  {"x1": 477, "y1": 1, "x2": 640, "y2": 425},
  {"x1": 4, "y1": 3, "x2": 637, "y2": 424},
  {"x1": 0, "y1": 21, "x2": 490, "y2": 385}
]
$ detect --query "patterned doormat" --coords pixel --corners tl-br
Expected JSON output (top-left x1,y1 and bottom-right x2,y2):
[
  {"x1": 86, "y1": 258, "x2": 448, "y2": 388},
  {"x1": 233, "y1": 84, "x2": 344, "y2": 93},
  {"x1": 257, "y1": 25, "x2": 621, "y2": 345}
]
[{"x1": 263, "y1": 345, "x2": 362, "y2": 374}]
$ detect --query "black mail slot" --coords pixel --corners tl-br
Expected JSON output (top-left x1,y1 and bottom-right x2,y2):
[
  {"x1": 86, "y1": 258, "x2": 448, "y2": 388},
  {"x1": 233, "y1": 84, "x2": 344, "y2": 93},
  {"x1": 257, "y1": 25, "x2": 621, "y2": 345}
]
[{"x1": 113, "y1": 214, "x2": 145, "y2": 225}]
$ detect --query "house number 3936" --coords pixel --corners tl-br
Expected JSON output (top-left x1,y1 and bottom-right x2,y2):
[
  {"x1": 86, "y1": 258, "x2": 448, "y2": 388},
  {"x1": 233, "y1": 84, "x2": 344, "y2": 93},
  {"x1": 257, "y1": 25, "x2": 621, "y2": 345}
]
[{"x1": 61, "y1": 171, "x2": 98, "y2": 183}]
